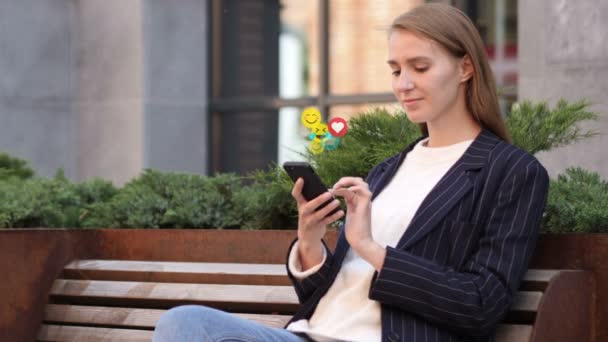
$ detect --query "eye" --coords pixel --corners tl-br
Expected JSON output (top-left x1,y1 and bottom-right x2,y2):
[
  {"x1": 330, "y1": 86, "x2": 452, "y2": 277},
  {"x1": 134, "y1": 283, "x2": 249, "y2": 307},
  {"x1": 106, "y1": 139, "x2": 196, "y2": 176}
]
[
  {"x1": 414, "y1": 66, "x2": 429, "y2": 73},
  {"x1": 391, "y1": 69, "x2": 401, "y2": 76}
]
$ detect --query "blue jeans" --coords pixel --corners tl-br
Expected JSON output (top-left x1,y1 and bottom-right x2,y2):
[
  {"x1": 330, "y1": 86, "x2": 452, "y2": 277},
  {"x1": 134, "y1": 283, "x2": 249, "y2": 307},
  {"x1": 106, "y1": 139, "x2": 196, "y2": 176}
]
[{"x1": 152, "y1": 305, "x2": 308, "y2": 342}]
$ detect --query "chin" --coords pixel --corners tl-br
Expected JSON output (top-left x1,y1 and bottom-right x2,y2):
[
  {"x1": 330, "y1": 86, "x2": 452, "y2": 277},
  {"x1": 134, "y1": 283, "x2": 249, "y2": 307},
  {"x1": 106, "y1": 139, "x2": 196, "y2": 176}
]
[{"x1": 404, "y1": 111, "x2": 429, "y2": 124}]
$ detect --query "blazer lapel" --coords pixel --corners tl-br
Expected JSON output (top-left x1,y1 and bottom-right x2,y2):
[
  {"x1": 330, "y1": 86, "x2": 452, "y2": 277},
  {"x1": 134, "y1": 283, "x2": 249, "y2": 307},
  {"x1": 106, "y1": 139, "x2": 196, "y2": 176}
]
[
  {"x1": 331, "y1": 130, "x2": 500, "y2": 267},
  {"x1": 395, "y1": 130, "x2": 501, "y2": 250}
]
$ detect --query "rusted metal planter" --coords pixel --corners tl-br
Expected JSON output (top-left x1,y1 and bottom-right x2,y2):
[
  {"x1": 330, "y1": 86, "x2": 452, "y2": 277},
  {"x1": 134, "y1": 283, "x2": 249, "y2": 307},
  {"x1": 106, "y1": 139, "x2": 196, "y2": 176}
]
[{"x1": 0, "y1": 229, "x2": 604, "y2": 341}]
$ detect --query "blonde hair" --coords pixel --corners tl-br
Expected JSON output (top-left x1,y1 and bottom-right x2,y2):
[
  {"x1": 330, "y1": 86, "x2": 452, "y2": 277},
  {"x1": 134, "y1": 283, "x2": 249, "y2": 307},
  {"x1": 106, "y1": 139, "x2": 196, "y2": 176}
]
[{"x1": 391, "y1": 3, "x2": 511, "y2": 143}]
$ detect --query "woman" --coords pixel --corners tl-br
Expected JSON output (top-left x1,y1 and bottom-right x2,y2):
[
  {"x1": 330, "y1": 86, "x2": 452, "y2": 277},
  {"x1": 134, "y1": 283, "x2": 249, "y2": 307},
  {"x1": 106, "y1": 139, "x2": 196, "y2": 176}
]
[{"x1": 153, "y1": 3, "x2": 549, "y2": 342}]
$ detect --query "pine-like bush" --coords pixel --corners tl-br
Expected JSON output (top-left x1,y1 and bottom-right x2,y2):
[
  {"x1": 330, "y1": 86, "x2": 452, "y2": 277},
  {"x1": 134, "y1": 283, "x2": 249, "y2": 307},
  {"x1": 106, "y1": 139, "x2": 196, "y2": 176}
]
[
  {"x1": 0, "y1": 174, "x2": 81, "y2": 228},
  {"x1": 236, "y1": 164, "x2": 298, "y2": 230},
  {"x1": 507, "y1": 99, "x2": 598, "y2": 154},
  {"x1": 0, "y1": 98, "x2": 605, "y2": 232},
  {"x1": 83, "y1": 170, "x2": 246, "y2": 229},
  {"x1": 309, "y1": 100, "x2": 599, "y2": 186},
  {"x1": 309, "y1": 107, "x2": 420, "y2": 186},
  {"x1": 0, "y1": 153, "x2": 34, "y2": 180},
  {"x1": 542, "y1": 167, "x2": 608, "y2": 233}
]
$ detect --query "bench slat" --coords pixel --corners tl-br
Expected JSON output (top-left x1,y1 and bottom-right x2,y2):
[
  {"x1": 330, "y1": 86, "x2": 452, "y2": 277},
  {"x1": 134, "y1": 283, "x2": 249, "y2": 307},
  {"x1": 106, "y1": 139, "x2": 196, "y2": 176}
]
[
  {"x1": 49, "y1": 279, "x2": 542, "y2": 316},
  {"x1": 38, "y1": 325, "x2": 153, "y2": 342},
  {"x1": 502, "y1": 291, "x2": 543, "y2": 324},
  {"x1": 44, "y1": 304, "x2": 292, "y2": 329},
  {"x1": 64, "y1": 260, "x2": 560, "y2": 290},
  {"x1": 63, "y1": 260, "x2": 289, "y2": 285},
  {"x1": 44, "y1": 304, "x2": 164, "y2": 329},
  {"x1": 496, "y1": 324, "x2": 532, "y2": 342},
  {"x1": 519, "y1": 269, "x2": 561, "y2": 291},
  {"x1": 511, "y1": 291, "x2": 542, "y2": 313},
  {"x1": 65, "y1": 260, "x2": 286, "y2": 276},
  {"x1": 38, "y1": 323, "x2": 531, "y2": 342},
  {"x1": 522, "y1": 269, "x2": 560, "y2": 283},
  {"x1": 44, "y1": 304, "x2": 533, "y2": 337},
  {"x1": 50, "y1": 279, "x2": 299, "y2": 312}
]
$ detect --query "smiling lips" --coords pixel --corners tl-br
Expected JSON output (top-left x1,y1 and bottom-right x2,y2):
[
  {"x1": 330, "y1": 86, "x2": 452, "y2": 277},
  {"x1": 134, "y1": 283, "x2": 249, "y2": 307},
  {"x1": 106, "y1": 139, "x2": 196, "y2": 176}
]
[
  {"x1": 403, "y1": 98, "x2": 423, "y2": 105},
  {"x1": 402, "y1": 98, "x2": 423, "y2": 109}
]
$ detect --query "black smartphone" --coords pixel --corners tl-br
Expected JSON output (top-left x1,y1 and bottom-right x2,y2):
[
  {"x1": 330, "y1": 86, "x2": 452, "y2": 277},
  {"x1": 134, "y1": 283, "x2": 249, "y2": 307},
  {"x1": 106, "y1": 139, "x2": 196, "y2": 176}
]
[{"x1": 283, "y1": 161, "x2": 341, "y2": 218}]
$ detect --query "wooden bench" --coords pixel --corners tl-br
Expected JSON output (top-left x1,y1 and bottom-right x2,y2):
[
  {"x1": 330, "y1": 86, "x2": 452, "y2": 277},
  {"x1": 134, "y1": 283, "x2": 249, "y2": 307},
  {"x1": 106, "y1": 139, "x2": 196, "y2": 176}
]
[{"x1": 37, "y1": 259, "x2": 592, "y2": 341}]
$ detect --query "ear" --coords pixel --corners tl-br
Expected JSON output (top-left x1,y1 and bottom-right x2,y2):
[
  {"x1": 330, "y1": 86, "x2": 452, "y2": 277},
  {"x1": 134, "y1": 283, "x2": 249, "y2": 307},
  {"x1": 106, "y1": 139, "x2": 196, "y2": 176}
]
[{"x1": 460, "y1": 55, "x2": 474, "y2": 83}]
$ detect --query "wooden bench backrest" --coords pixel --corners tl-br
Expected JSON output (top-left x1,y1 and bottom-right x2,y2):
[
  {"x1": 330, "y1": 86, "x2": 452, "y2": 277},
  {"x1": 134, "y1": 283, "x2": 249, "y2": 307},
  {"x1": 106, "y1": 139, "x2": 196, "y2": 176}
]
[{"x1": 36, "y1": 260, "x2": 590, "y2": 342}]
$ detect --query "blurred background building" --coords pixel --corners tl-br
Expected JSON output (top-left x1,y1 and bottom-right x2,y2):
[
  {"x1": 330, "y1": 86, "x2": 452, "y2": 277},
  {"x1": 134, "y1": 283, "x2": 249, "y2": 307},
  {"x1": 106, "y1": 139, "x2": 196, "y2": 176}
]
[{"x1": 0, "y1": 0, "x2": 606, "y2": 185}]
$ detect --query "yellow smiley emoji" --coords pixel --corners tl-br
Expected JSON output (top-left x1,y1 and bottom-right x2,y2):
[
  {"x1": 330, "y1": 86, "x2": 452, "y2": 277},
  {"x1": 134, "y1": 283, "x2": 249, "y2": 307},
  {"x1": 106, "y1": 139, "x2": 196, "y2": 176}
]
[
  {"x1": 301, "y1": 107, "x2": 322, "y2": 128},
  {"x1": 311, "y1": 123, "x2": 328, "y2": 141},
  {"x1": 308, "y1": 139, "x2": 325, "y2": 154}
]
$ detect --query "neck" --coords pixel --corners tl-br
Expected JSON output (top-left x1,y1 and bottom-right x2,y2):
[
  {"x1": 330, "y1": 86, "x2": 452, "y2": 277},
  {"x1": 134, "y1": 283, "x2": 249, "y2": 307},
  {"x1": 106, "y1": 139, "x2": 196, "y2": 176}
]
[
  {"x1": 425, "y1": 90, "x2": 482, "y2": 147},
  {"x1": 426, "y1": 119, "x2": 481, "y2": 147}
]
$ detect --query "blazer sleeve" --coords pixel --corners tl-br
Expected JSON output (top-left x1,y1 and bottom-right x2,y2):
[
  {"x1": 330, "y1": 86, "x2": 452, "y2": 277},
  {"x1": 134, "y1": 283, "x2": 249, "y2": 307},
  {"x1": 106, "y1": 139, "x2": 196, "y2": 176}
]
[
  {"x1": 285, "y1": 237, "x2": 335, "y2": 304},
  {"x1": 368, "y1": 159, "x2": 550, "y2": 336}
]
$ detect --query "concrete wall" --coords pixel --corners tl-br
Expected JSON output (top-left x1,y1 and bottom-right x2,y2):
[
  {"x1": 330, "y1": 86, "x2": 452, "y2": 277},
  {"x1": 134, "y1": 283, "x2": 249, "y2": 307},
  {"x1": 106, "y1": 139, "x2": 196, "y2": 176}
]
[
  {"x1": 74, "y1": 0, "x2": 144, "y2": 185},
  {"x1": 142, "y1": 0, "x2": 208, "y2": 175},
  {"x1": 0, "y1": 1, "x2": 76, "y2": 179},
  {"x1": 5, "y1": 0, "x2": 606, "y2": 182},
  {"x1": 519, "y1": 0, "x2": 608, "y2": 179},
  {"x1": 0, "y1": 0, "x2": 208, "y2": 185}
]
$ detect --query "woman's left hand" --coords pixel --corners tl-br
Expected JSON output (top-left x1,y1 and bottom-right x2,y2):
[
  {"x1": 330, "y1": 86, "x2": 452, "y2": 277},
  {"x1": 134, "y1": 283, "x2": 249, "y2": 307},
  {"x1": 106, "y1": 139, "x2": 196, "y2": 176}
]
[{"x1": 330, "y1": 177, "x2": 375, "y2": 253}]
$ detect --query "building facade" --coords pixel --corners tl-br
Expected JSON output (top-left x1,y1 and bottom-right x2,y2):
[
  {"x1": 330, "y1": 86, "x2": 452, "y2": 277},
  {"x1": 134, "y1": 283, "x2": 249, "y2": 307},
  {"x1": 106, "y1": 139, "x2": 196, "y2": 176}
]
[{"x1": 0, "y1": 0, "x2": 606, "y2": 185}]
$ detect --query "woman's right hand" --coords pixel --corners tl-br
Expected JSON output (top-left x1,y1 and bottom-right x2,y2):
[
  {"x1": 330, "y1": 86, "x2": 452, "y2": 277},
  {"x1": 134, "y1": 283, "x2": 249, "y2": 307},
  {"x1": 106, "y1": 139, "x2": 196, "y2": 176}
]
[{"x1": 291, "y1": 178, "x2": 344, "y2": 270}]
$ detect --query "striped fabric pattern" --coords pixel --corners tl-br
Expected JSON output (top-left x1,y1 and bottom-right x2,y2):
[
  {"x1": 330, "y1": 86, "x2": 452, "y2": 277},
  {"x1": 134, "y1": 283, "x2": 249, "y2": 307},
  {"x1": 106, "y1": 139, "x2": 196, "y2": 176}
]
[{"x1": 285, "y1": 129, "x2": 550, "y2": 342}]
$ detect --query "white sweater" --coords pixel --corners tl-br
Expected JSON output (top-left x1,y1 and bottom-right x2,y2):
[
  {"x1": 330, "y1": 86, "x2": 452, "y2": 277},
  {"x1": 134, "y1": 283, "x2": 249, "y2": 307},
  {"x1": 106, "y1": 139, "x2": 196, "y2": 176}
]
[{"x1": 286, "y1": 137, "x2": 474, "y2": 342}]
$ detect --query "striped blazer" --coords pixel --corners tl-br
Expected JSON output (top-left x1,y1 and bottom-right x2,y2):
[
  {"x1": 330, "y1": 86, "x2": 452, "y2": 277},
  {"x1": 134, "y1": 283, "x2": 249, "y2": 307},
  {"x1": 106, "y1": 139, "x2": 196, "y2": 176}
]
[{"x1": 285, "y1": 129, "x2": 550, "y2": 342}]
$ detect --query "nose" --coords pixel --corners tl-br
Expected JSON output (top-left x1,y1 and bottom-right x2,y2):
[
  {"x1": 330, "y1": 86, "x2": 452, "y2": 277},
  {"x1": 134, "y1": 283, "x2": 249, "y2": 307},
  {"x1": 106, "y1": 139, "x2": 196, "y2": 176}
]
[{"x1": 395, "y1": 72, "x2": 414, "y2": 92}]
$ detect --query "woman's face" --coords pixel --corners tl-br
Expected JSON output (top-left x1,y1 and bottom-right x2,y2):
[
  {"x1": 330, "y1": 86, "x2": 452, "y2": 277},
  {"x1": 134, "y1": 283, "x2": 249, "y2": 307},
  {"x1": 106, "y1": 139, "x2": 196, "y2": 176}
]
[{"x1": 388, "y1": 29, "x2": 468, "y2": 125}]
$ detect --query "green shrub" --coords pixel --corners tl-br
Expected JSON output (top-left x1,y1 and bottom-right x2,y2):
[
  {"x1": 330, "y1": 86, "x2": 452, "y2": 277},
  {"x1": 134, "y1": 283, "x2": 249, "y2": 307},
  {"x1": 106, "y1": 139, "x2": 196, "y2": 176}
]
[
  {"x1": 83, "y1": 170, "x2": 245, "y2": 229},
  {"x1": 309, "y1": 107, "x2": 420, "y2": 186},
  {"x1": 542, "y1": 167, "x2": 608, "y2": 233},
  {"x1": 243, "y1": 108, "x2": 420, "y2": 229},
  {"x1": 78, "y1": 202, "x2": 116, "y2": 229},
  {"x1": 507, "y1": 99, "x2": 598, "y2": 155},
  {"x1": 77, "y1": 178, "x2": 118, "y2": 205},
  {"x1": 237, "y1": 164, "x2": 298, "y2": 230},
  {"x1": 0, "y1": 99, "x2": 605, "y2": 232},
  {"x1": 0, "y1": 175, "x2": 81, "y2": 228},
  {"x1": 0, "y1": 153, "x2": 34, "y2": 180},
  {"x1": 308, "y1": 100, "x2": 599, "y2": 186},
  {"x1": 162, "y1": 172, "x2": 245, "y2": 229}
]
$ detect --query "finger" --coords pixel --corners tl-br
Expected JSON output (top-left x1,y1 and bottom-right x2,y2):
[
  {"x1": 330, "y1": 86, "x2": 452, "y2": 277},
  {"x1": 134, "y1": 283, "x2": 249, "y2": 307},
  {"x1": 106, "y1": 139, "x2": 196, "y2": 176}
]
[
  {"x1": 332, "y1": 177, "x2": 369, "y2": 190},
  {"x1": 301, "y1": 191, "x2": 333, "y2": 215},
  {"x1": 344, "y1": 185, "x2": 372, "y2": 198},
  {"x1": 311, "y1": 199, "x2": 342, "y2": 222},
  {"x1": 321, "y1": 209, "x2": 345, "y2": 225},
  {"x1": 331, "y1": 184, "x2": 371, "y2": 197},
  {"x1": 291, "y1": 178, "x2": 306, "y2": 205},
  {"x1": 330, "y1": 188, "x2": 356, "y2": 202}
]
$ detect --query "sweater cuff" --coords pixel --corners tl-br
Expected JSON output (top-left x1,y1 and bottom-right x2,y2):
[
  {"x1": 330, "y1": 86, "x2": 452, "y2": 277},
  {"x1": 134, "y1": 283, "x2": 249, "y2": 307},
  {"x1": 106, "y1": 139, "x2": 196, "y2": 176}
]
[{"x1": 287, "y1": 240, "x2": 327, "y2": 280}]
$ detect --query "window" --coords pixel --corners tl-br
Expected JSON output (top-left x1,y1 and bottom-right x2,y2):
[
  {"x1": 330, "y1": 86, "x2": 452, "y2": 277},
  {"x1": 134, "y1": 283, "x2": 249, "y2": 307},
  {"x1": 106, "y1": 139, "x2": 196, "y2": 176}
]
[{"x1": 208, "y1": 0, "x2": 516, "y2": 174}]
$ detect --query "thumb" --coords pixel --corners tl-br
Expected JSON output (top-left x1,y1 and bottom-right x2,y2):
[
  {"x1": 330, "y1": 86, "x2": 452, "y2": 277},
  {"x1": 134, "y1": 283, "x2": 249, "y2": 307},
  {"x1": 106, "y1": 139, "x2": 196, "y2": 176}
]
[{"x1": 330, "y1": 188, "x2": 356, "y2": 205}]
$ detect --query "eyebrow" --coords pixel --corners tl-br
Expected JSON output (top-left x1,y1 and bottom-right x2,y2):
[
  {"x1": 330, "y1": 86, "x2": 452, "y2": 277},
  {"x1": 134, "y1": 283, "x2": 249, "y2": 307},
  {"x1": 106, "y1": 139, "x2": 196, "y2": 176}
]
[{"x1": 387, "y1": 56, "x2": 432, "y2": 66}]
